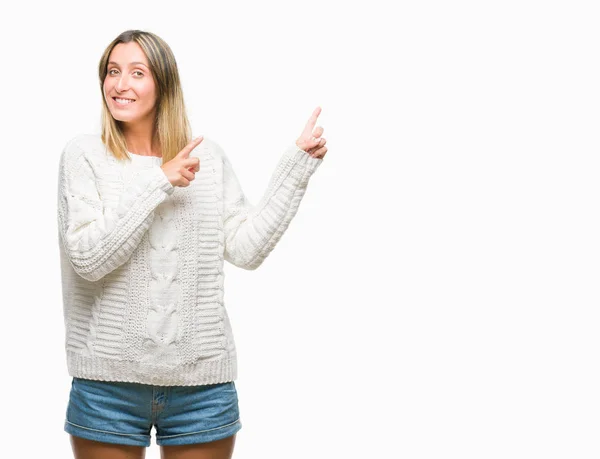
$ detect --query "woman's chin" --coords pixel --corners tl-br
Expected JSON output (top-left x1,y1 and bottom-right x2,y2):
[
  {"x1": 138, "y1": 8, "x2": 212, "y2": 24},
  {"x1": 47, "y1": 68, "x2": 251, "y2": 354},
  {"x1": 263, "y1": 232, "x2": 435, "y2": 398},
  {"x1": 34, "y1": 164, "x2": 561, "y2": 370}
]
[
  {"x1": 112, "y1": 114, "x2": 137, "y2": 123},
  {"x1": 111, "y1": 110, "x2": 152, "y2": 125}
]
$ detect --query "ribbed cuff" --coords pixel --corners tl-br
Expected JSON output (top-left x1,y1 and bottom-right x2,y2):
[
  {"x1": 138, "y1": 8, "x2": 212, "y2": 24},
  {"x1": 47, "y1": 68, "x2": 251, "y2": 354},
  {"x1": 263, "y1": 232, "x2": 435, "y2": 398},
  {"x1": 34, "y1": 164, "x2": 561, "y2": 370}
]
[
  {"x1": 152, "y1": 165, "x2": 175, "y2": 195},
  {"x1": 284, "y1": 144, "x2": 324, "y2": 176}
]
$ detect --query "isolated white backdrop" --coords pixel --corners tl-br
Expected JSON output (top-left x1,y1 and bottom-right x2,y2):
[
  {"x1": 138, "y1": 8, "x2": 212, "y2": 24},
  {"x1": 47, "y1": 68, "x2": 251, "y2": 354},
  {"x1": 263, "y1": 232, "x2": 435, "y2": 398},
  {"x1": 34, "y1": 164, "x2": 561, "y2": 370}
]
[{"x1": 1, "y1": 0, "x2": 599, "y2": 458}]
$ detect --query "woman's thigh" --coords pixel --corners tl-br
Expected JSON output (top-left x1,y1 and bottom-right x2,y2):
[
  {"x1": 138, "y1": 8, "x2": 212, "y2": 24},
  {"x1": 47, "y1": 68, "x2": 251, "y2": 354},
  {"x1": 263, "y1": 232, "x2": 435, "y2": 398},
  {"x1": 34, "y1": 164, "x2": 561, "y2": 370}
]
[
  {"x1": 160, "y1": 433, "x2": 236, "y2": 459},
  {"x1": 70, "y1": 435, "x2": 146, "y2": 459}
]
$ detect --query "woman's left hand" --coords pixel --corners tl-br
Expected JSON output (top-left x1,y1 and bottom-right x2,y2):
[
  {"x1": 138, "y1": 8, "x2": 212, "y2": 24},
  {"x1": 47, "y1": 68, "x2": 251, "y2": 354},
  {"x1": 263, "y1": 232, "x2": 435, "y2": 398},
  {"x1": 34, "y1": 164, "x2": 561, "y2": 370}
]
[{"x1": 296, "y1": 106, "x2": 328, "y2": 159}]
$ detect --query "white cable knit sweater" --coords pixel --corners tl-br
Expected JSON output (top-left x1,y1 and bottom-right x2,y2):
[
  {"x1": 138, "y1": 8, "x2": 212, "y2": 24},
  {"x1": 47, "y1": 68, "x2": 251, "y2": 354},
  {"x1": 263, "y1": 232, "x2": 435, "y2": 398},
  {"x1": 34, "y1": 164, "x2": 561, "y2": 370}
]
[{"x1": 56, "y1": 134, "x2": 322, "y2": 386}]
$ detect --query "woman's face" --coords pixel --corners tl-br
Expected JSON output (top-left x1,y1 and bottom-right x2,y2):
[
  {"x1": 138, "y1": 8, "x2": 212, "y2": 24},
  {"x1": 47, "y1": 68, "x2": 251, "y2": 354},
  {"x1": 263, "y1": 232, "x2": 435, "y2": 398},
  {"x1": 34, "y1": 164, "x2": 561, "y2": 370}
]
[{"x1": 103, "y1": 42, "x2": 157, "y2": 126}]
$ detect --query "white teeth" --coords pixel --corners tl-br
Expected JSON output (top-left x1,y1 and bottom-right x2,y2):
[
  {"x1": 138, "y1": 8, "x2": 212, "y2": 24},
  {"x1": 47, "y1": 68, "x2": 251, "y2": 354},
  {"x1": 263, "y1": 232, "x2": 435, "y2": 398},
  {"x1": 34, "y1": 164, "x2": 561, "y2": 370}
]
[{"x1": 115, "y1": 98, "x2": 135, "y2": 104}]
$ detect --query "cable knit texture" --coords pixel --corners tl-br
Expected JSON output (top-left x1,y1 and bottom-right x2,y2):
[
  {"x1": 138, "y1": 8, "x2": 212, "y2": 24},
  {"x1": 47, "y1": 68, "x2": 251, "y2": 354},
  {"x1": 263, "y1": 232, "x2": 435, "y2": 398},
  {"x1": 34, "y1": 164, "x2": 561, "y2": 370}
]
[{"x1": 57, "y1": 134, "x2": 322, "y2": 386}]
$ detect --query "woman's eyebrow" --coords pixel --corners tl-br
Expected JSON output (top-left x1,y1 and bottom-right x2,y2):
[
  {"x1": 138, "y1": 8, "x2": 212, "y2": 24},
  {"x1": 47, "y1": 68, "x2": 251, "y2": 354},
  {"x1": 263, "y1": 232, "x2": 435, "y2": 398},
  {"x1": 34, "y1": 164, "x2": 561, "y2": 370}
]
[{"x1": 108, "y1": 61, "x2": 149, "y2": 68}]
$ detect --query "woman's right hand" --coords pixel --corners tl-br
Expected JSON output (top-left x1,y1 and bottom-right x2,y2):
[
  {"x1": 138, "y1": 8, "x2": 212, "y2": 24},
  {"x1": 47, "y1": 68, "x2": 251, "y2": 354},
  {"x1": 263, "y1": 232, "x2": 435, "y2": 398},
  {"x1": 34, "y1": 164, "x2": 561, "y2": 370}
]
[{"x1": 160, "y1": 136, "x2": 203, "y2": 187}]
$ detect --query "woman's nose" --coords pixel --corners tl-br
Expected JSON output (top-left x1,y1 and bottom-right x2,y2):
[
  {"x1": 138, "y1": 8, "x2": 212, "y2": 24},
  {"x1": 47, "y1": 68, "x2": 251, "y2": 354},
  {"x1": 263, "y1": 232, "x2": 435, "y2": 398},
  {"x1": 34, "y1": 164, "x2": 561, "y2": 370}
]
[{"x1": 116, "y1": 75, "x2": 129, "y2": 93}]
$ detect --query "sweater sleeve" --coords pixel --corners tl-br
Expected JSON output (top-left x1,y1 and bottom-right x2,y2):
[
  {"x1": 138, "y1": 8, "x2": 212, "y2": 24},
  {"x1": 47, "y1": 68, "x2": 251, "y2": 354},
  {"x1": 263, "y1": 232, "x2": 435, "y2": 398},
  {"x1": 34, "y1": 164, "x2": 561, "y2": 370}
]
[
  {"x1": 57, "y1": 140, "x2": 174, "y2": 282},
  {"x1": 219, "y1": 142, "x2": 323, "y2": 270}
]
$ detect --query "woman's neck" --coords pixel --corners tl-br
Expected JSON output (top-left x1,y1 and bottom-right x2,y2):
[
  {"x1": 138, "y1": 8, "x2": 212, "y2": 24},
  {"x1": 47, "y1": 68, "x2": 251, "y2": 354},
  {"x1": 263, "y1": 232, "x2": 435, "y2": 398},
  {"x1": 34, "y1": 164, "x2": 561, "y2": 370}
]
[{"x1": 122, "y1": 119, "x2": 161, "y2": 157}]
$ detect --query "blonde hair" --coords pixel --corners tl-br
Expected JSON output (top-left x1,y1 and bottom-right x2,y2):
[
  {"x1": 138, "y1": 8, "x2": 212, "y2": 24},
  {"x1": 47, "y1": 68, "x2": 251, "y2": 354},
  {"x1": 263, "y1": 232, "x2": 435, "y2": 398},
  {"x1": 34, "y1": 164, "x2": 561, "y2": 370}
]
[{"x1": 98, "y1": 29, "x2": 192, "y2": 162}]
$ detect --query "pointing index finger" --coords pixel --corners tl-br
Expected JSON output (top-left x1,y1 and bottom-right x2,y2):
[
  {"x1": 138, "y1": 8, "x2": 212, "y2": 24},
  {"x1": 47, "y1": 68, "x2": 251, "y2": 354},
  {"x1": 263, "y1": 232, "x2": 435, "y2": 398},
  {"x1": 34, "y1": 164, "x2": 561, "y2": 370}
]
[
  {"x1": 180, "y1": 136, "x2": 204, "y2": 157},
  {"x1": 302, "y1": 107, "x2": 321, "y2": 137}
]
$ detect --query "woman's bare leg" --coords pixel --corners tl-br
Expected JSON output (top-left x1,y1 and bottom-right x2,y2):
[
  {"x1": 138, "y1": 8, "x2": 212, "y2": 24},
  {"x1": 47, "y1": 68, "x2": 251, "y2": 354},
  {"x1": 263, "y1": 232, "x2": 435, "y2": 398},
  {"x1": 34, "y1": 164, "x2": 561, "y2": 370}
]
[
  {"x1": 159, "y1": 433, "x2": 236, "y2": 459},
  {"x1": 70, "y1": 435, "x2": 146, "y2": 459}
]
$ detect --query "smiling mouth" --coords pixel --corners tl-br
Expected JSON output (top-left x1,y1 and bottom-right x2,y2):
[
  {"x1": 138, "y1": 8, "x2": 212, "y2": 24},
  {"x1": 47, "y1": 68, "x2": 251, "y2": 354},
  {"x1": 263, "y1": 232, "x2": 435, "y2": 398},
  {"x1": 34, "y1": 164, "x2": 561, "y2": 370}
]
[{"x1": 113, "y1": 97, "x2": 136, "y2": 105}]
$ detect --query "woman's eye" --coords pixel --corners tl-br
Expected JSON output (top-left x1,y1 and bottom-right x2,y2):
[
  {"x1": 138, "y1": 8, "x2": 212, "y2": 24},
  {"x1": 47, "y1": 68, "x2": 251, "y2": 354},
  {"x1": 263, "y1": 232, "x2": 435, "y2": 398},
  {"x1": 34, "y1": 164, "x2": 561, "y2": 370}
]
[{"x1": 108, "y1": 69, "x2": 143, "y2": 76}]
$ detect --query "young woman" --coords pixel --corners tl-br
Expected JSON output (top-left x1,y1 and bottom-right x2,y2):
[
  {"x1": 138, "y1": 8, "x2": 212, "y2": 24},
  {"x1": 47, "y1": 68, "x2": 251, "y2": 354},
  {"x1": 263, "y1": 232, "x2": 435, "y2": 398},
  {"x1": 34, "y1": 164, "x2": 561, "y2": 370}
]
[{"x1": 57, "y1": 29, "x2": 327, "y2": 459}]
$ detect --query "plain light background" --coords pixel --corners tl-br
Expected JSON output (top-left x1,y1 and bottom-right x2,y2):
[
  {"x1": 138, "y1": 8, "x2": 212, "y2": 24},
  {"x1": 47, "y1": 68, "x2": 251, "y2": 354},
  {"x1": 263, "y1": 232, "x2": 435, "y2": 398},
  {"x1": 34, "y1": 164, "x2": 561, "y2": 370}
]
[{"x1": 1, "y1": 0, "x2": 599, "y2": 457}]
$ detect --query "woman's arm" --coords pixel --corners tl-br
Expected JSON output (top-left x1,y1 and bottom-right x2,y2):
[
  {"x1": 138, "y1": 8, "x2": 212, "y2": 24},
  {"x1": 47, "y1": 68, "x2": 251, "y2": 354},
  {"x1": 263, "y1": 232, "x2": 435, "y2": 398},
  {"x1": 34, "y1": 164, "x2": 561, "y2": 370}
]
[
  {"x1": 57, "y1": 138, "x2": 174, "y2": 281},
  {"x1": 219, "y1": 142, "x2": 323, "y2": 270}
]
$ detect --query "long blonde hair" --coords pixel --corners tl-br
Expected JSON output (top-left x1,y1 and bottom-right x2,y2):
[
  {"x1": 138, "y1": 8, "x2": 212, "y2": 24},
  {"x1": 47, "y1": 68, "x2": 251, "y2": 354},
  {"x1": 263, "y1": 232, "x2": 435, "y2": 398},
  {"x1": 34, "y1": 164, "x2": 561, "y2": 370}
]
[{"x1": 98, "y1": 29, "x2": 192, "y2": 162}]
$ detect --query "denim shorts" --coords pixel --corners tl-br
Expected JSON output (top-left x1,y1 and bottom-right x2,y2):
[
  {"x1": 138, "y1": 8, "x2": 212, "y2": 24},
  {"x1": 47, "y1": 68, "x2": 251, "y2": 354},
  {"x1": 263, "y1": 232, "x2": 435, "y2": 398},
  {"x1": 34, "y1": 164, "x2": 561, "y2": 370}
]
[{"x1": 64, "y1": 376, "x2": 242, "y2": 447}]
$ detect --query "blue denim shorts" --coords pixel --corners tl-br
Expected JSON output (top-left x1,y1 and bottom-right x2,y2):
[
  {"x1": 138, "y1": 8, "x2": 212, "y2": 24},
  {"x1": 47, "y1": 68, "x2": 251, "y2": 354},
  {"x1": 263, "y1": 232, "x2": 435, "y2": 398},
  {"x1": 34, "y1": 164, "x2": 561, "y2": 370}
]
[{"x1": 64, "y1": 376, "x2": 242, "y2": 447}]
